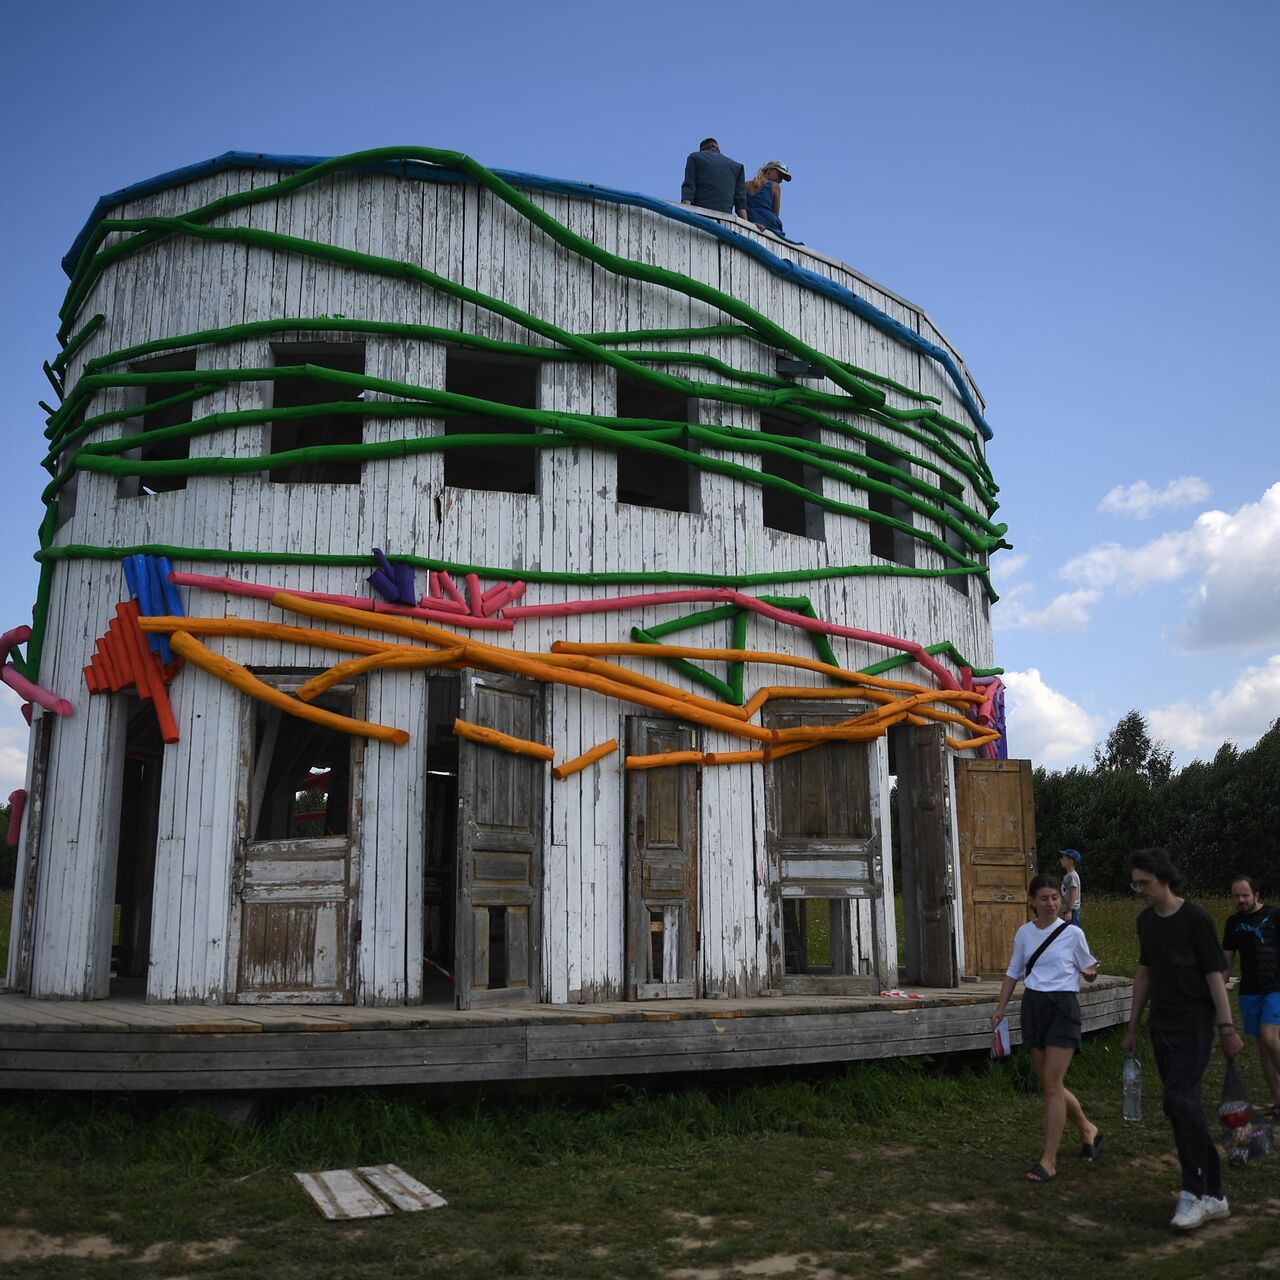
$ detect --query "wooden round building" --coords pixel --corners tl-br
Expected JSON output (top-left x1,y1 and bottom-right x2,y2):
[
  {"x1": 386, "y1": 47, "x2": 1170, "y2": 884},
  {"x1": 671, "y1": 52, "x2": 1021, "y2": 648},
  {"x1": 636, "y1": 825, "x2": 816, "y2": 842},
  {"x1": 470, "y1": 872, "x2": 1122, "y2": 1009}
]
[{"x1": 5, "y1": 147, "x2": 1030, "y2": 1023}]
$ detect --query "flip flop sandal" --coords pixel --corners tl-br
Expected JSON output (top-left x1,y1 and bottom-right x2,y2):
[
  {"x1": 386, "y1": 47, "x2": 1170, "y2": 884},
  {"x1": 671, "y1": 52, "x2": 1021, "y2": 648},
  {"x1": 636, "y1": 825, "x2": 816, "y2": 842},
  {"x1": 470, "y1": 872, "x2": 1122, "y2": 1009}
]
[
  {"x1": 1080, "y1": 1133, "x2": 1105, "y2": 1161},
  {"x1": 1026, "y1": 1163, "x2": 1056, "y2": 1183}
]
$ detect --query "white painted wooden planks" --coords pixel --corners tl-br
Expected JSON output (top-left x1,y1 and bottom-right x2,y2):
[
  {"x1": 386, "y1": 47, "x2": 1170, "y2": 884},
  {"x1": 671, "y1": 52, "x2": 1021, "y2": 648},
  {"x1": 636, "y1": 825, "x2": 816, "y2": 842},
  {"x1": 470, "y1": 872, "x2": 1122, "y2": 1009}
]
[
  {"x1": 294, "y1": 1169, "x2": 392, "y2": 1220},
  {"x1": 29, "y1": 162, "x2": 997, "y2": 1003},
  {"x1": 357, "y1": 1164, "x2": 448, "y2": 1211}
]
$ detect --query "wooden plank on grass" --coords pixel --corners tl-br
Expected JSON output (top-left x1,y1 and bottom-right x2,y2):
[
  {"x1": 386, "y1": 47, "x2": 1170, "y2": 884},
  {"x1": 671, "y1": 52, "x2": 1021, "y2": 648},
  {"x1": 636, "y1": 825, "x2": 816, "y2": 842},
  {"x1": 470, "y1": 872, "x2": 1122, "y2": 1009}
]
[
  {"x1": 357, "y1": 1164, "x2": 447, "y2": 1211},
  {"x1": 294, "y1": 1170, "x2": 391, "y2": 1220}
]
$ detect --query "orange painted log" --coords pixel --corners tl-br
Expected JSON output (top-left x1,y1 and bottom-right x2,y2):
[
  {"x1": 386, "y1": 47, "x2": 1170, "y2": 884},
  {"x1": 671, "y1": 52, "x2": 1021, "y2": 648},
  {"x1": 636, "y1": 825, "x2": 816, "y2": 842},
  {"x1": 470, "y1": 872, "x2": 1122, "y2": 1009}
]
[
  {"x1": 139, "y1": 615, "x2": 393, "y2": 656},
  {"x1": 169, "y1": 631, "x2": 410, "y2": 745},
  {"x1": 98, "y1": 634, "x2": 124, "y2": 691},
  {"x1": 296, "y1": 646, "x2": 467, "y2": 702},
  {"x1": 552, "y1": 739, "x2": 618, "y2": 780},
  {"x1": 116, "y1": 603, "x2": 155, "y2": 703},
  {"x1": 452, "y1": 718, "x2": 554, "y2": 761},
  {"x1": 83, "y1": 662, "x2": 100, "y2": 694},
  {"x1": 701, "y1": 749, "x2": 767, "y2": 766},
  {"x1": 625, "y1": 750, "x2": 705, "y2": 770},
  {"x1": 119, "y1": 602, "x2": 180, "y2": 744}
]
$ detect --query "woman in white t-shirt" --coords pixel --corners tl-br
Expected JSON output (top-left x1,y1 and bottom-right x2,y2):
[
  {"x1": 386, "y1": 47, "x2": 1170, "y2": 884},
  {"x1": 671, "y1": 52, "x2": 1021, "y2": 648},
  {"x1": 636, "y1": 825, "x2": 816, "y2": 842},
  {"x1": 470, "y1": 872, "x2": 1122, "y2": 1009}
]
[{"x1": 991, "y1": 873, "x2": 1102, "y2": 1183}]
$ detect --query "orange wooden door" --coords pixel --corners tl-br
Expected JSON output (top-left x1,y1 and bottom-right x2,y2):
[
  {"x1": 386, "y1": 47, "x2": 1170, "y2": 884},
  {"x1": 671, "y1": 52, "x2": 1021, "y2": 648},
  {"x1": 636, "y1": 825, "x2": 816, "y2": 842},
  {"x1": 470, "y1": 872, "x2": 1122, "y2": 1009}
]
[{"x1": 955, "y1": 758, "x2": 1035, "y2": 980}]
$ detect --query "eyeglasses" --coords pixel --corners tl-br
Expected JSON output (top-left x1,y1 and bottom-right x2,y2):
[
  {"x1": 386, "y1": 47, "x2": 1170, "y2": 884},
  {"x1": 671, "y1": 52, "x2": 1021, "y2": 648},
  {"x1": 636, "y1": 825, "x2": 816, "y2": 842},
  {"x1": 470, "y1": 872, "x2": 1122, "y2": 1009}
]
[{"x1": 1129, "y1": 879, "x2": 1156, "y2": 891}]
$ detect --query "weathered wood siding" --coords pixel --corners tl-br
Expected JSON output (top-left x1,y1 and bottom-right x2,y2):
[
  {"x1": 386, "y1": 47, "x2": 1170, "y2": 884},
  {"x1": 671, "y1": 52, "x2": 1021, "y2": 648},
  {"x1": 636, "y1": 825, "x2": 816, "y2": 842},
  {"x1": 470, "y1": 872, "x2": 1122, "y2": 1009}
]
[{"x1": 27, "y1": 167, "x2": 995, "y2": 1003}]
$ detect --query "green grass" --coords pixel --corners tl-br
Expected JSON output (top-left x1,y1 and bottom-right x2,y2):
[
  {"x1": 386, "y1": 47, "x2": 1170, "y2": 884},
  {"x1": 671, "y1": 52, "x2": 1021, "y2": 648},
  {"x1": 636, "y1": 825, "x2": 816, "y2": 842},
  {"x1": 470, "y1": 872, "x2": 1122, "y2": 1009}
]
[
  {"x1": 0, "y1": 892, "x2": 1273, "y2": 1277},
  {"x1": 2, "y1": 1025, "x2": 1278, "y2": 1278}
]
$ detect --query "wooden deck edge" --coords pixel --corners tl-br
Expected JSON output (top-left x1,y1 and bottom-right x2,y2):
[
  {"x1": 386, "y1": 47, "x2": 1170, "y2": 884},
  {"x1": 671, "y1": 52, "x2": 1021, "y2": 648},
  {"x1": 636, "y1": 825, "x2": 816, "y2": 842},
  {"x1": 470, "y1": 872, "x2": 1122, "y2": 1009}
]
[{"x1": 0, "y1": 984, "x2": 1132, "y2": 1092}]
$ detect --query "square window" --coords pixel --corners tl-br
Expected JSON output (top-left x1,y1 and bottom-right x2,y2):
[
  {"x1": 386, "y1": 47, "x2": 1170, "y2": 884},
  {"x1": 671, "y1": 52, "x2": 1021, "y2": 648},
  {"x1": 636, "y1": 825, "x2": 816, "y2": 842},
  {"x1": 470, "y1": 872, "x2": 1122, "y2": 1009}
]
[
  {"x1": 121, "y1": 352, "x2": 198, "y2": 496},
  {"x1": 615, "y1": 373, "x2": 696, "y2": 512},
  {"x1": 866, "y1": 443, "x2": 916, "y2": 567},
  {"x1": 269, "y1": 343, "x2": 365, "y2": 485},
  {"x1": 443, "y1": 352, "x2": 539, "y2": 494},
  {"x1": 760, "y1": 411, "x2": 824, "y2": 539}
]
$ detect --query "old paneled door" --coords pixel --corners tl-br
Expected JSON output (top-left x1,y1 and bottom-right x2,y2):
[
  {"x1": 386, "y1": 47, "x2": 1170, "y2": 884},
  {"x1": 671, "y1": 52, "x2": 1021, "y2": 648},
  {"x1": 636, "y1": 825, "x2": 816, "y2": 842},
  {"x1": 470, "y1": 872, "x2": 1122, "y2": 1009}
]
[
  {"x1": 765, "y1": 704, "x2": 886, "y2": 994},
  {"x1": 897, "y1": 724, "x2": 958, "y2": 987},
  {"x1": 626, "y1": 718, "x2": 698, "y2": 999},
  {"x1": 955, "y1": 758, "x2": 1036, "y2": 979},
  {"x1": 455, "y1": 672, "x2": 544, "y2": 1008},
  {"x1": 232, "y1": 688, "x2": 363, "y2": 1003}
]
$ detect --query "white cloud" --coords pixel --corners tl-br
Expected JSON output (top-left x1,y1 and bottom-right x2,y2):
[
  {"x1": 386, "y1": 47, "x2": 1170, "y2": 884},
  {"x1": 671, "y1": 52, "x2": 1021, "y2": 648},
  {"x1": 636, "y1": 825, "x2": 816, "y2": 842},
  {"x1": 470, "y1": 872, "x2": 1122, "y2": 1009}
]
[
  {"x1": 1061, "y1": 482, "x2": 1280, "y2": 650},
  {"x1": 994, "y1": 588, "x2": 1101, "y2": 632},
  {"x1": 1148, "y1": 654, "x2": 1280, "y2": 757},
  {"x1": 1001, "y1": 668, "x2": 1105, "y2": 766},
  {"x1": 1098, "y1": 476, "x2": 1210, "y2": 519},
  {"x1": 990, "y1": 551, "x2": 1029, "y2": 583},
  {"x1": 0, "y1": 690, "x2": 30, "y2": 797}
]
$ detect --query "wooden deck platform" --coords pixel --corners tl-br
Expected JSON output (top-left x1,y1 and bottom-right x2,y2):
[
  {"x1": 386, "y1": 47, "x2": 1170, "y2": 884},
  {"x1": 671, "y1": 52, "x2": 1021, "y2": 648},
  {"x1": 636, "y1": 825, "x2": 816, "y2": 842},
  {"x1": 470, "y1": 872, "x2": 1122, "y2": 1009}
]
[{"x1": 0, "y1": 977, "x2": 1132, "y2": 1091}]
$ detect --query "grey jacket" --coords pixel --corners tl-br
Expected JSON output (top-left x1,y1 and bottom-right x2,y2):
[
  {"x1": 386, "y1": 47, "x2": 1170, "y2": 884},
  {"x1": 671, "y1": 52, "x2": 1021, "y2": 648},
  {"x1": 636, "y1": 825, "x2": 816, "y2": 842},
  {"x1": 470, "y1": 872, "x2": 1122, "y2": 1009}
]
[{"x1": 680, "y1": 149, "x2": 747, "y2": 214}]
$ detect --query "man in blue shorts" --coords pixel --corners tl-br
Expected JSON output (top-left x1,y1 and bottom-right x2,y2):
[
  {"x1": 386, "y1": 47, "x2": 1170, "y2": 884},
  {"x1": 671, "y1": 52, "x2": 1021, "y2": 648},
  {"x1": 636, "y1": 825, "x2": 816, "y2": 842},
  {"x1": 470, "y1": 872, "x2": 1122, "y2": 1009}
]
[{"x1": 1221, "y1": 874, "x2": 1280, "y2": 1119}]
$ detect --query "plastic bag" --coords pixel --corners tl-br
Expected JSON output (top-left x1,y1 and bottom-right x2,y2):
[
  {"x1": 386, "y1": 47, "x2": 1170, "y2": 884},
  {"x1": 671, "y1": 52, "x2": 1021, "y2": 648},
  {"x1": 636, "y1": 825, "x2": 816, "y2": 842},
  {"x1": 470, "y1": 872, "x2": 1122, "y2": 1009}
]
[{"x1": 1218, "y1": 1059, "x2": 1252, "y2": 1132}]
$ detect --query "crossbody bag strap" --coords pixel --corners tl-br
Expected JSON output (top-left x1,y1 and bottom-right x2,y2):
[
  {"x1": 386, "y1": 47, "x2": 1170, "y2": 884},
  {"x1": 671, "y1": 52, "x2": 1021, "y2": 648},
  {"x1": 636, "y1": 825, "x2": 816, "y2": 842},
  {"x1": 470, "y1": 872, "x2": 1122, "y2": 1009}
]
[{"x1": 1024, "y1": 922, "x2": 1070, "y2": 977}]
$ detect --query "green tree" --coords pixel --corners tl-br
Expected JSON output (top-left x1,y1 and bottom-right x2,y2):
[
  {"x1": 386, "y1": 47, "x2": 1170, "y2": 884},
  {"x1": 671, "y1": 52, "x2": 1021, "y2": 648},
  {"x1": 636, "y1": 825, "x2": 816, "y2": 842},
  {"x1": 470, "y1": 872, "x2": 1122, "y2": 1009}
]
[{"x1": 1093, "y1": 709, "x2": 1173, "y2": 784}]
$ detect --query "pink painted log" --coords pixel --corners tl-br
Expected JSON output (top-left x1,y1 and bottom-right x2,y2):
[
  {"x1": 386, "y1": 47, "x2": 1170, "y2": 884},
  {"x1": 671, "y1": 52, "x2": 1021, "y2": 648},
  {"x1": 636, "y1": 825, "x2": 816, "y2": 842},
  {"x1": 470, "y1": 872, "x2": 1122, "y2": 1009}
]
[
  {"x1": 2, "y1": 664, "x2": 73, "y2": 716},
  {"x1": 170, "y1": 572, "x2": 512, "y2": 629},
  {"x1": 417, "y1": 593, "x2": 468, "y2": 614},
  {"x1": 465, "y1": 573, "x2": 484, "y2": 617},
  {"x1": 510, "y1": 587, "x2": 959, "y2": 690},
  {"x1": 6, "y1": 789, "x2": 26, "y2": 847},
  {"x1": 436, "y1": 571, "x2": 467, "y2": 608},
  {"x1": 20, "y1": 702, "x2": 31, "y2": 726}
]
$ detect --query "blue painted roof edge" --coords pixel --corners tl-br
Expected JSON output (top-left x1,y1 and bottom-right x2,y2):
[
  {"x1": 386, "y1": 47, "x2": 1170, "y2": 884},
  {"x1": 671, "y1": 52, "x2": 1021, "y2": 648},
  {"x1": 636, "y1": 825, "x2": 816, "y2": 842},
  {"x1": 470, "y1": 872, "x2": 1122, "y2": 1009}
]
[{"x1": 61, "y1": 150, "x2": 993, "y2": 440}]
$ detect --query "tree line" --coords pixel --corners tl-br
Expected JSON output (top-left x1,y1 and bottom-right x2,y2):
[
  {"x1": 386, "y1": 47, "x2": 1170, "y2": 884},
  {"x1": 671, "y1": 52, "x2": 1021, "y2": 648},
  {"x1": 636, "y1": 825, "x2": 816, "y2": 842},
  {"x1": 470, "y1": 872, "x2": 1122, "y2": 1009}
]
[{"x1": 1032, "y1": 712, "x2": 1280, "y2": 896}]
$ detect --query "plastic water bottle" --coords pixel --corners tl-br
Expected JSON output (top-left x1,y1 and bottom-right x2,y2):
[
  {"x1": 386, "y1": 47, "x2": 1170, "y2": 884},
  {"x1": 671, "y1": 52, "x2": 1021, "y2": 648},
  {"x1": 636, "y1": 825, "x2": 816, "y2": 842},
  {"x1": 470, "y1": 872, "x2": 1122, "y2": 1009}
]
[{"x1": 1123, "y1": 1054, "x2": 1142, "y2": 1122}]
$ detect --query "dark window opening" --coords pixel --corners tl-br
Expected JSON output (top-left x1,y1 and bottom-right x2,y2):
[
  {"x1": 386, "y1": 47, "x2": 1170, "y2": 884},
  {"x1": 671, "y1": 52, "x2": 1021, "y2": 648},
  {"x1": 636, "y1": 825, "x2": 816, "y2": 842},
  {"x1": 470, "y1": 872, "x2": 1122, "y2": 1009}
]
[
  {"x1": 423, "y1": 677, "x2": 461, "y2": 1003},
  {"x1": 444, "y1": 352, "x2": 539, "y2": 494},
  {"x1": 251, "y1": 693, "x2": 353, "y2": 841},
  {"x1": 615, "y1": 373, "x2": 696, "y2": 512},
  {"x1": 111, "y1": 698, "x2": 163, "y2": 994},
  {"x1": 866, "y1": 443, "x2": 916, "y2": 566},
  {"x1": 649, "y1": 908, "x2": 666, "y2": 982},
  {"x1": 940, "y1": 476, "x2": 970, "y2": 596},
  {"x1": 783, "y1": 899, "x2": 850, "y2": 976},
  {"x1": 487, "y1": 907, "x2": 508, "y2": 989},
  {"x1": 122, "y1": 352, "x2": 197, "y2": 496},
  {"x1": 270, "y1": 343, "x2": 365, "y2": 484},
  {"x1": 760, "y1": 412, "x2": 824, "y2": 539}
]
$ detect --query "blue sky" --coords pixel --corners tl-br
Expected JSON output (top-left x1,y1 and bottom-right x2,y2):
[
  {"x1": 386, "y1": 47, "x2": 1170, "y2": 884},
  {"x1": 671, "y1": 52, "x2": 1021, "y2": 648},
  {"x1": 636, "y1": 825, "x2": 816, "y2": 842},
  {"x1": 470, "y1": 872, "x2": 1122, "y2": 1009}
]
[{"x1": 1, "y1": 0, "x2": 1276, "y2": 791}]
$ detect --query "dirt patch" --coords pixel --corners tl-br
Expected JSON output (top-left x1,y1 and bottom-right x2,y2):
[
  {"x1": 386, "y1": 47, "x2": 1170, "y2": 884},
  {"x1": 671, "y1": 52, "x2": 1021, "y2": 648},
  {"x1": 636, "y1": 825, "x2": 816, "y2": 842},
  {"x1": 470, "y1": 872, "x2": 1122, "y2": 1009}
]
[
  {"x1": 667, "y1": 1210, "x2": 717, "y2": 1232},
  {"x1": 667, "y1": 1268, "x2": 725, "y2": 1280},
  {"x1": 872, "y1": 1145, "x2": 918, "y2": 1158},
  {"x1": 140, "y1": 1238, "x2": 242, "y2": 1264},
  {"x1": 813, "y1": 1169, "x2": 836, "y2": 1182},
  {"x1": 1123, "y1": 1215, "x2": 1247, "y2": 1261},
  {"x1": 0, "y1": 1229, "x2": 128, "y2": 1263},
  {"x1": 672, "y1": 1236, "x2": 712, "y2": 1251},
  {"x1": 884, "y1": 1250, "x2": 939, "y2": 1275}
]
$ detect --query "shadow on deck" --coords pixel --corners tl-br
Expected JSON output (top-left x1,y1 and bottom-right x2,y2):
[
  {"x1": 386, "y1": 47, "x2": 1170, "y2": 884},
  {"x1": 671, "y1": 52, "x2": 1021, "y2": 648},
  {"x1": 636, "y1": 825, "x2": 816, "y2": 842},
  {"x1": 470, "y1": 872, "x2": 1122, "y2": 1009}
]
[{"x1": 0, "y1": 977, "x2": 1132, "y2": 1092}]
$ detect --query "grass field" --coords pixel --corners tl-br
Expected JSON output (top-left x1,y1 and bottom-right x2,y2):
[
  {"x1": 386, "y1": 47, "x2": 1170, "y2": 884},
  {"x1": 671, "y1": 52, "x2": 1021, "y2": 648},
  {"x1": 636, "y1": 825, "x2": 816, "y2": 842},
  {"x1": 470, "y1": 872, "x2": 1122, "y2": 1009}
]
[{"x1": 2, "y1": 895, "x2": 1278, "y2": 1277}]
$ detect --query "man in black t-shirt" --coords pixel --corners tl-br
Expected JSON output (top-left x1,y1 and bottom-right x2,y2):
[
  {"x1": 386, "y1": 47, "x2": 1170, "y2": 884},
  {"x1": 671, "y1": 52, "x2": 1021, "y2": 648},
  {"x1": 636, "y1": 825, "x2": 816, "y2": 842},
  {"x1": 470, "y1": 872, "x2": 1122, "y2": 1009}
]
[
  {"x1": 1221, "y1": 874, "x2": 1280, "y2": 1115},
  {"x1": 1123, "y1": 848, "x2": 1242, "y2": 1232}
]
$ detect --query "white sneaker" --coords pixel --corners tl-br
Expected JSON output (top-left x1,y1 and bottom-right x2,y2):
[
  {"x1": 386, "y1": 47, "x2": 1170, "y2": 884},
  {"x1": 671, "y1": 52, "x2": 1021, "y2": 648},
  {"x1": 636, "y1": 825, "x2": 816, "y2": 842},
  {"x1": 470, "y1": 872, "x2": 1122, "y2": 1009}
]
[
  {"x1": 1200, "y1": 1194, "x2": 1230, "y2": 1221},
  {"x1": 1171, "y1": 1190, "x2": 1205, "y2": 1230}
]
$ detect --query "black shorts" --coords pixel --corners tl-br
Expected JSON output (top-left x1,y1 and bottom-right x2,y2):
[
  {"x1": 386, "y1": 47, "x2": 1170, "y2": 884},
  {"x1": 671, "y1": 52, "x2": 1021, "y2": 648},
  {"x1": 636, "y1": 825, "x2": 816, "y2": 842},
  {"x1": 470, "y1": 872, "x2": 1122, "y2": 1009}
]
[{"x1": 1021, "y1": 989, "x2": 1082, "y2": 1050}]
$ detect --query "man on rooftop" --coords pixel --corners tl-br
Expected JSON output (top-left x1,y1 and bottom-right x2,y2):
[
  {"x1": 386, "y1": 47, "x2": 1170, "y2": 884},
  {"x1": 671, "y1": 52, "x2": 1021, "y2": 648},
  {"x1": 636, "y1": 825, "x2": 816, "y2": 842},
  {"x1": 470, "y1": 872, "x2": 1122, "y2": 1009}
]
[{"x1": 680, "y1": 138, "x2": 748, "y2": 221}]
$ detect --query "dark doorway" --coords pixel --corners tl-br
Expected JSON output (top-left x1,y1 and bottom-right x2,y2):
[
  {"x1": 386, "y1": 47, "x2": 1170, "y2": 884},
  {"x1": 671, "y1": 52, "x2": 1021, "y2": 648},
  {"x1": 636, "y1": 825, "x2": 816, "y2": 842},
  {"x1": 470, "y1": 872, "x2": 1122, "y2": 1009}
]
[
  {"x1": 111, "y1": 697, "x2": 164, "y2": 995},
  {"x1": 422, "y1": 676, "x2": 461, "y2": 1005}
]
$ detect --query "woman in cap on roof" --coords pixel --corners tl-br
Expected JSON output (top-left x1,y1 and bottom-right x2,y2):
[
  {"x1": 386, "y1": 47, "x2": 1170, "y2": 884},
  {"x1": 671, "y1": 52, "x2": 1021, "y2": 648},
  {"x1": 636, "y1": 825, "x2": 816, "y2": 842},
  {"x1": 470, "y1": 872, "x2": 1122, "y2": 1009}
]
[
  {"x1": 991, "y1": 873, "x2": 1103, "y2": 1184},
  {"x1": 745, "y1": 161, "x2": 792, "y2": 237}
]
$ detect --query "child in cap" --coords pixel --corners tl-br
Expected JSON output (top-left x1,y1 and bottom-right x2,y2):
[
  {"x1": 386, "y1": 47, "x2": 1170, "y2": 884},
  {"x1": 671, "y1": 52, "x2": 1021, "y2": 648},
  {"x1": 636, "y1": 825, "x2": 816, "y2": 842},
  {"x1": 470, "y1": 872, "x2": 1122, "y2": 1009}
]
[{"x1": 1059, "y1": 850, "x2": 1082, "y2": 926}]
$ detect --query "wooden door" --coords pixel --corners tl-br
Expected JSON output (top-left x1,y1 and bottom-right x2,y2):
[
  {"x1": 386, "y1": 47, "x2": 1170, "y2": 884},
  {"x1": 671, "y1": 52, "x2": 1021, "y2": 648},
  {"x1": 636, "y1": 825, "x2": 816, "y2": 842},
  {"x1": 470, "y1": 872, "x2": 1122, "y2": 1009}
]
[
  {"x1": 899, "y1": 724, "x2": 958, "y2": 987},
  {"x1": 765, "y1": 705, "x2": 884, "y2": 994},
  {"x1": 626, "y1": 718, "x2": 698, "y2": 999},
  {"x1": 455, "y1": 672, "x2": 543, "y2": 1008},
  {"x1": 232, "y1": 690, "x2": 361, "y2": 1004},
  {"x1": 956, "y1": 757, "x2": 1035, "y2": 979}
]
